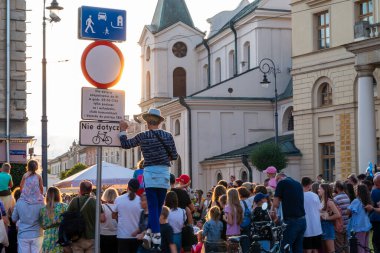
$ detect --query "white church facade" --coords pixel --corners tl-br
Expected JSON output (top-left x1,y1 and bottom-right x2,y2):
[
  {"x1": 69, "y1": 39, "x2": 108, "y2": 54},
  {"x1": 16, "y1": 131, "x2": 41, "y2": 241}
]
[{"x1": 124, "y1": 0, "x2": 301, "y2": 191}]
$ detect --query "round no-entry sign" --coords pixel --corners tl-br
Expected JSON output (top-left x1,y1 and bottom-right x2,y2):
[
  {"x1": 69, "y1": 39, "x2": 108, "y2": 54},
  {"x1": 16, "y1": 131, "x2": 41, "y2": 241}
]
[{"x1": 81, "y1": 41, "x2": 124, "y2": 89}]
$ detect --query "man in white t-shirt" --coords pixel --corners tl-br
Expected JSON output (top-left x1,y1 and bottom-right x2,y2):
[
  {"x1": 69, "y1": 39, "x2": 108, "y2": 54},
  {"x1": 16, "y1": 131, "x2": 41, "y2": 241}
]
[{"x1": 302, "y1": 177, "x2": 322, "y2": 253}]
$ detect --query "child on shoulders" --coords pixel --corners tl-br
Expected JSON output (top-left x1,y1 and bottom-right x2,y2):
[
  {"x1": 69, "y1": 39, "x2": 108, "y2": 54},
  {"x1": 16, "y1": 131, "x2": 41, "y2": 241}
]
[{"x1": 20, "y1": 160, "x2": 44, "y2": 204}]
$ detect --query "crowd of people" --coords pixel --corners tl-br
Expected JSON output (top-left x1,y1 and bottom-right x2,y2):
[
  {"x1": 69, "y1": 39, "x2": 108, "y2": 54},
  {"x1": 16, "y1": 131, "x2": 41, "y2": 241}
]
[
  {"x1": 0, "y1": 159, "x2": 380, "y2": 253},
  {"x1": 1, "y1": 108, "x2": 380, "y2": 253}
]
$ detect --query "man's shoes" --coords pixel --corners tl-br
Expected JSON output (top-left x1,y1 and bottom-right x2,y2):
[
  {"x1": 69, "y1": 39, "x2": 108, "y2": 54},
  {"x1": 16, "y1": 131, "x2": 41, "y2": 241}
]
[{"x1": 142, "y1": 229, "x2": 152, "y2": 249}]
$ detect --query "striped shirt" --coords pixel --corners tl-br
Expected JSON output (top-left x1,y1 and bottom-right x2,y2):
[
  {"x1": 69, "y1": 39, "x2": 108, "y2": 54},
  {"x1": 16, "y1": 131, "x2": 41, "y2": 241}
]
[
  {"x1": 119, "y1": 129, "x2": 178, "y2": 167},
  {"x1": 333, "y1": 192, "x2": 350, "y2": 228}
]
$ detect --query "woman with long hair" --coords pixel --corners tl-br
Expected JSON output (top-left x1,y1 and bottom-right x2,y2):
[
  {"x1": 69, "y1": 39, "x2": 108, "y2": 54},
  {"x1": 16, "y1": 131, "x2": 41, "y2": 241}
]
[
  {"x1": 318, "y1": 183, "x2": 341, "y2": 253},
  {"x1": 165, "y1": 191, "x2": 185, "y2": 253},
  {"x1": 113, "y1": 179, "x2": 141, "y2": 253},
  {"x1": 344, "y1": 182, "x2": 356, "y2": 203},
  {"x1": 210, "y1": 185, "x2": 226, "y2": 209},
  {"x1": 347, "y1": 184, "x2": 372, "y2": 253},
  {"x1": 224, "y1": 188, "x2": 243, "y2": 237},
  {"x1": 39, "y1": 187, "x2": 68, "y2": 253},
  {"x1": 100, "y1": 187, "x2": 119, "y2": 253}
]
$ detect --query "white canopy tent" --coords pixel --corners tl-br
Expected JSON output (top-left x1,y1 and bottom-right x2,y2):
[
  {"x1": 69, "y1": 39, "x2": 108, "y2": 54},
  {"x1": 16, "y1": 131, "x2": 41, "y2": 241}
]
[{"x1": 54, "y1": 161, "x2": 134, "y2": 189}]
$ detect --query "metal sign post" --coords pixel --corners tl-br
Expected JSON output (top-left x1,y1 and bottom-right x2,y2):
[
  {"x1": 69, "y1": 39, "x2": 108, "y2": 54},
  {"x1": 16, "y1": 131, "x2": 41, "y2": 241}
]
[{"x1": 95, "y1": 146, "x2": 102, "y2": 253}]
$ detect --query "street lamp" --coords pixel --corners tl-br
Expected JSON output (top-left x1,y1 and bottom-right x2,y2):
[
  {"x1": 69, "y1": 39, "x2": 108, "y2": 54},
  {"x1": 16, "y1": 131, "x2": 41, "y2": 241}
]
[
  {"x1": 259, "y1": 58, "x2": 279, "y2": 145},
  {"x1": 42, "y1": 0, "x2": 63, "y2": 188}
]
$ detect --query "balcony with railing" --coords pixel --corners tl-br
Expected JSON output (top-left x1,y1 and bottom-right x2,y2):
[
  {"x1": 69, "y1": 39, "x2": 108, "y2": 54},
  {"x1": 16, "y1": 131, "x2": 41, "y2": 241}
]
[{"x1": 354, "y1": 21, "x2": 380, "y2": 40}]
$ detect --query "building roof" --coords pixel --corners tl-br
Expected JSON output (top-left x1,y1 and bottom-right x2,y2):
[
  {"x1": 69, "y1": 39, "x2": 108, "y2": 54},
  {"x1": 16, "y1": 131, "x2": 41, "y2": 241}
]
[
  {"x1": 202, "y1": 134, "x2": 301, "y2": 162},
  {"x1": 277, "y1": 79, "x2": 293, "y2": 101},
  {"x1": 207, "y1": 0, "x2": 261, "y2": 40},
  {"x1": 148, "y1": 0, "x2": 195, "y2": 34}
]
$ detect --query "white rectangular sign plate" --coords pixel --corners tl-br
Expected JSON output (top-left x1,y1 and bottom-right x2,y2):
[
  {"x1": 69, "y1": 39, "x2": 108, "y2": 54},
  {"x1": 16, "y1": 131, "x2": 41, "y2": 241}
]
[
  {"x1": 81, "y1": 87, "x2": 125, "y2": 121},
  {"x1": 79, "y1": 121, "x2": 121, "y2": 147}
]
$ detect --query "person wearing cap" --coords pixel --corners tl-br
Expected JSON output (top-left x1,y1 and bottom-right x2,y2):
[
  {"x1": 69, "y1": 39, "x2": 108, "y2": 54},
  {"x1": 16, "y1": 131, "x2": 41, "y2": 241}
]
[
  {"x1": 263, "y1": 166, "x2": 277, "y2": 190},
  {"x1": 251, "y1": 193, "x2": 272, "y2": 252},
  {"x1": 113, "y1": 178, "x2": 142, "y2": 253},
  {"x1": 175, "y1": 174, "x2": 194, "y2": 200},
  {"x1": 119, "y1": 108, "x2": 178, "y2": 248}
]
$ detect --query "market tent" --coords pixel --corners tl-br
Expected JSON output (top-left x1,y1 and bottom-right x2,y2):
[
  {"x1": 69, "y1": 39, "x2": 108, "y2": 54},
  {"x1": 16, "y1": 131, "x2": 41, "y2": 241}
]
[{"x1": 54, "y1": 161, "x2": 134, "y2": 189}]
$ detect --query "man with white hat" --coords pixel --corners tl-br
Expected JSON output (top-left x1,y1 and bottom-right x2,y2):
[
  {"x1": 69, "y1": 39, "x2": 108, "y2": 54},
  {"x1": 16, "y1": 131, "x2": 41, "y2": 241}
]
[{"x1": 119, "y1": 108, "x2": 178, "y2": 248}]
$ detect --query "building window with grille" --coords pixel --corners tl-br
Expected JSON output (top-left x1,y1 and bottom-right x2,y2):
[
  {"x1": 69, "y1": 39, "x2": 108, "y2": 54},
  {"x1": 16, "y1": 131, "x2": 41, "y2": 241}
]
[
  {"x1": 321, "y1": 143, "x2": 335, "y2": 182},
  {"x1": 358, "y1": 0, "x2": 374, "y2": 24},
  {"x1": 320, "y1": 83, "x2": 333, "y2": 106},
  {"x1": 316, "y1": 11, "x2": 330, "y2": 49}
]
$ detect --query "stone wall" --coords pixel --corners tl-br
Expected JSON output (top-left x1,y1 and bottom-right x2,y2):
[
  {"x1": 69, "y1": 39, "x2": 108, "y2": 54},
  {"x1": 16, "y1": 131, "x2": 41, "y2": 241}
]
[
  {"x1": 292, "y1": 56, "x2": 359, "y2": 180},
  {"x1": 0, "y1": 0, "x2": 27, "y2": 135}
]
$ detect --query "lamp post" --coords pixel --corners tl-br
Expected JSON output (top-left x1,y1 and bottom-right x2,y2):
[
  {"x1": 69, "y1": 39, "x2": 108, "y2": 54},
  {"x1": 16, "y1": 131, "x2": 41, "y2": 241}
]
[
  {"x1": 259, "y1": 58, "x2": 279, "y2": 145},
  {"x1": 42, "y1": 0, "x2": 63, "y2": 188}
]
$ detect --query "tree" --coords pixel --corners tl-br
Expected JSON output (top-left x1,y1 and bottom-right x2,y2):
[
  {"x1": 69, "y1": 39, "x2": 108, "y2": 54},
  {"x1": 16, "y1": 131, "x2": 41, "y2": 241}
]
[
  {"x1": 250, "y1": 142, "x2": 287, "y2": 172},
  {"x1": 60, "y1": 163, "x2": 87, "y2": 180},
  {"x1": 8, "y1": 163, "x2": 26, "y2": 189}
]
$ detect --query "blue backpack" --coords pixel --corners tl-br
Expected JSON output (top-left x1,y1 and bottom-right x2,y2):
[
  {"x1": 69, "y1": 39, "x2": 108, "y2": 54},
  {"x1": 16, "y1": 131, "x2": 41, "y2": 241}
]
[{"x1": 240, "y1": 200, "x2": 251, "y2": 229}]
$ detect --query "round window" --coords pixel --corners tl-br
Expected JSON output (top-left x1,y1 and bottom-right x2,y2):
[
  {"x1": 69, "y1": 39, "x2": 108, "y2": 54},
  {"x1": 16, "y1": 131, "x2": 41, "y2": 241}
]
[{"x1": 172, "y1": 42, "x2": 187, "y2": 58}]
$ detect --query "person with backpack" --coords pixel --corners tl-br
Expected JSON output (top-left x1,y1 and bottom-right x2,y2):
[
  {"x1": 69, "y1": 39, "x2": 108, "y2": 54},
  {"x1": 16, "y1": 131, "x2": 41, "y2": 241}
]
[
  {"x1": 238, "y1": 187, "x2": 252, "y2": 253},
  {"x1": 119, "y1": 108, "x2": 178, "y2": 248},
  {"x1": 67, "y1": 180, "x2": 96, "y2": 253}
]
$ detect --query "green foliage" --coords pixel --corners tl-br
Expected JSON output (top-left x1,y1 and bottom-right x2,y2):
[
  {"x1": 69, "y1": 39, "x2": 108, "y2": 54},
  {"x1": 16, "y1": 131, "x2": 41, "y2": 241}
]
[
  {"x1": 60, "y1": 163, "x2": 88, "y2": 180},
  {"x1": 0, "y1": 163, "x2": 26, "y2": 189},
  {"x1": 250, "y1": 142, "x2": 287, "y2": 172},
  {"x1": 59, "y1": 171, "x2": 67, "y2": 180}
]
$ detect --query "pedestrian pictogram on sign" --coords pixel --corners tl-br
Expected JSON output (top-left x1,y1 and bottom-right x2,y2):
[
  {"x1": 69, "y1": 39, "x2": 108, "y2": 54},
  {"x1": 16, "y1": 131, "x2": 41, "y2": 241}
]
[{"x1": 79, "y1": 6, "x2": 127, "y2": 42}]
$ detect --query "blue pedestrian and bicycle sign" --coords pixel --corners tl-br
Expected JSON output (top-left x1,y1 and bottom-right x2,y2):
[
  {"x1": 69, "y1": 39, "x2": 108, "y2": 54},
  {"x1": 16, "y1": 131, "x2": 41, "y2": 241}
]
[{"x1": 79, "y1": 6, "x2": 126, "y2": 42}]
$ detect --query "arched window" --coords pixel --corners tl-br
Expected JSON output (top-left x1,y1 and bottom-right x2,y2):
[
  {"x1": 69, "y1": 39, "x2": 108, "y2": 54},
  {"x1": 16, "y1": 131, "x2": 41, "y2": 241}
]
[
  {"x1": 161, "y1": 123, "x2": 166, "y2": 130},
  {"x1": 146, "y1": 71, "x2": 151, "y2": 100},
  {"x1": 146, "y1": 46, "x2": 151, "y2": 61},
  {"x1": 282, "y1": 106, "x2": 294, "y2": 132},
  {"x1": 243, "y1": 42, "x2": 250, "y2": 72},
  {"x1": 174, "y1": 119, "x2": 180, "y2": 136},
  {"x1": 320, "y1": 83, "x2": 333, "y2": 106},
  {"x1": 228, "y1": 50, "x2": 235, "y2": 78},
  {"x1": 241, "y1": 170, "x2": 248, "y2": 182},
  {"x1": 217, "y1": 172, "x2": 223, "y2": 182},
  {"x1": 203, "y1": 64, "x2": 208, "y2": 87},
  {"x1": 173, "y1": 67, "x2": 186, "y2": 97},
  {"x1": 215, "y1": 58, "x2": 221, "y2": 83}
]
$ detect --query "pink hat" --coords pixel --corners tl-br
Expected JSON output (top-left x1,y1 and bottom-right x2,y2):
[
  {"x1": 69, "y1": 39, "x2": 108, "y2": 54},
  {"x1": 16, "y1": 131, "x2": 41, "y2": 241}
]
[{"x1": 264, "y1": 166, "x2": 277, "y2": 174}]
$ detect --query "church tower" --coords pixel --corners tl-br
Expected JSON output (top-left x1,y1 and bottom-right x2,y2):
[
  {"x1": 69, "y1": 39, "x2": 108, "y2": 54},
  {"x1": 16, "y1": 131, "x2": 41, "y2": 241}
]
[{"x1": 138, "y1": 0, "x2": 204, "y2": 112}]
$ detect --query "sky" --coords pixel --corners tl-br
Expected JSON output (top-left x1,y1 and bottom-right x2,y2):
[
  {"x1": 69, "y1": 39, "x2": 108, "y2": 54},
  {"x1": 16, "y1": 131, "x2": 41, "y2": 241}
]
[{"x1": 26, "y1": 0, "x2": 243, "y2": 159}]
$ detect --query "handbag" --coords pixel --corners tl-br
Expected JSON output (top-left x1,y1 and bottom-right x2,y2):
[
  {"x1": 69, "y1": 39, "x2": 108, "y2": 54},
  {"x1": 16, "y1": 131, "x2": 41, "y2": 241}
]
[{"x1": 0, "y1": 214, "x2": 9, "y2": 247}]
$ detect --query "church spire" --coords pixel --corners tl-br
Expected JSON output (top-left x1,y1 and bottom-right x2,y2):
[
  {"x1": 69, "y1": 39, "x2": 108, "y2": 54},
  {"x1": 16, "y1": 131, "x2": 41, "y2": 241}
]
[{"x1": 150, "y1": 0, "x2": 195, "y2": 33}]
